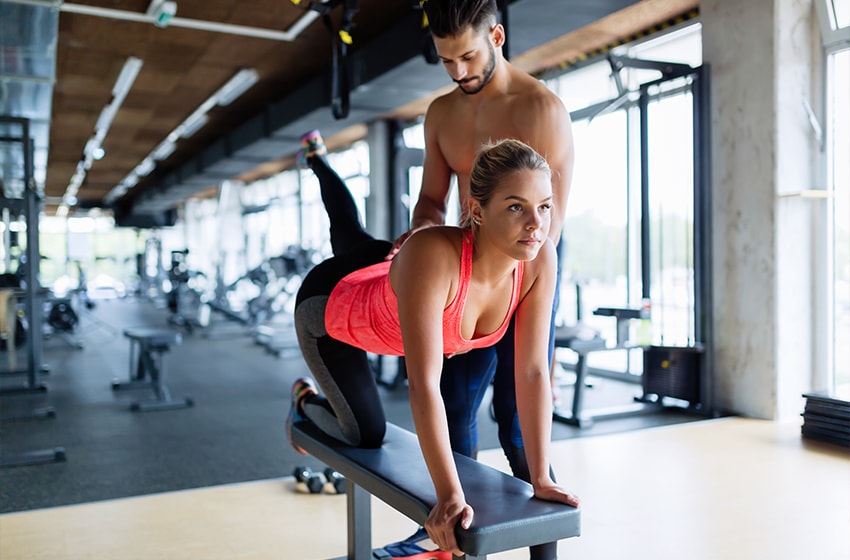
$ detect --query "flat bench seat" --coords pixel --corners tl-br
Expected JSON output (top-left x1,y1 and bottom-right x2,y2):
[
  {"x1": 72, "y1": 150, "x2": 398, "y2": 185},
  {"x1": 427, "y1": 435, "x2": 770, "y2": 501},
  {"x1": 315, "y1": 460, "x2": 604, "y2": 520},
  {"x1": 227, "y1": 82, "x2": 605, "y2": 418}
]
[
  {"x1": 112, "y1": 328, "x2": 192, "y2": 412},
  {"x1": 291, "y1": 421, "x2": 581, "y2": 559}
]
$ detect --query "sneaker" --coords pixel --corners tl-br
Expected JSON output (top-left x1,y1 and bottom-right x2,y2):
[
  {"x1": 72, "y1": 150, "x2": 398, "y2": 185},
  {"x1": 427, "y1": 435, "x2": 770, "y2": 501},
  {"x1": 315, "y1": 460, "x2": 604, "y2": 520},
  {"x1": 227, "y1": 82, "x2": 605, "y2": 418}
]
[
  {"x1": 296, "y1": 129, "x2": 327, "y2": 169},
  {"x1": 286, "y1": 376, "x2": 318, "y2": 455},
  {"x1": 380, "y1": 527, "x2": 451, "y2": 560}
]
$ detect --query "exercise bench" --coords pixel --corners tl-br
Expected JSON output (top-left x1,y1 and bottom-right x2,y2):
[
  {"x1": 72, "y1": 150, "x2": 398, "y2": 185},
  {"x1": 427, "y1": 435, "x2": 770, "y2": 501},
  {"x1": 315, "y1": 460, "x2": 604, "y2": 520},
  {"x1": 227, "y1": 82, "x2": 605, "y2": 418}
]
[
  {"x1": 112, "y1": 327, "x2": 193, "y2": 412},
  {"x1": 554, "y1": 307, "x2": 661, "y2": 428},
  {"x1": 291, "y1": 421, "x2": 581, "y2": 560}
]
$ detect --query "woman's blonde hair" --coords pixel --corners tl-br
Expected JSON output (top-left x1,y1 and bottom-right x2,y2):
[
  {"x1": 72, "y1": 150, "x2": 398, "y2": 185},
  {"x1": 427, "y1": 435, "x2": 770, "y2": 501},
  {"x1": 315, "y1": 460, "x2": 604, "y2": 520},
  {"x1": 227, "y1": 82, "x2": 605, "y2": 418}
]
[{"x1": 462, "y1": 138, "x2": 551, "y2": 229}]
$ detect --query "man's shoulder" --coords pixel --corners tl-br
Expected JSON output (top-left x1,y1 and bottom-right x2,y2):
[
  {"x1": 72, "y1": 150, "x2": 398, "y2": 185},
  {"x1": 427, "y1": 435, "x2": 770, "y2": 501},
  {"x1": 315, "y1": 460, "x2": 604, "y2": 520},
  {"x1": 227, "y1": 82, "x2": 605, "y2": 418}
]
[
  {"x1": 426, "y1": 88, "x2": 462, "y2": 115},
  {"x1": 510, "y1": 75, "x2": 564, "y2": 112}
]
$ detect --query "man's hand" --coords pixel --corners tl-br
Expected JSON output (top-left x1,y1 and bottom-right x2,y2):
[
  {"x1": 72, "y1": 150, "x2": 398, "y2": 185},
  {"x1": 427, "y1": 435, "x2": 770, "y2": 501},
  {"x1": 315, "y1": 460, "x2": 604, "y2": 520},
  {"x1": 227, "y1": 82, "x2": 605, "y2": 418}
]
[{"x1": 425, "y1": 496, "x2": 474, "y2": 556}]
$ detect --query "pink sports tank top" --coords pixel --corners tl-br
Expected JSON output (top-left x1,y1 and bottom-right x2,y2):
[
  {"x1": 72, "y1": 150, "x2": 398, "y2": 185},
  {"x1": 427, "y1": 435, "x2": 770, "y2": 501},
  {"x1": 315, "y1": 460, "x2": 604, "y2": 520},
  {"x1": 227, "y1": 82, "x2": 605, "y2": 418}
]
[{"x1": 325, "y1": 230, "x2": 524, "y2": 357}]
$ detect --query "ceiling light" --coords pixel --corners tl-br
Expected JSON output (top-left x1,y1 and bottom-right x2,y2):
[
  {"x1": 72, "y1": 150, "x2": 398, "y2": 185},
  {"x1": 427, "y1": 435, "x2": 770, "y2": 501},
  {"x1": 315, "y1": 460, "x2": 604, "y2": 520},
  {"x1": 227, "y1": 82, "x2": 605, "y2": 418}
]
[
  {"x1": 63, "y1": 56, "x2": 143, "y2": 213},
  {"x1": 151, "y1": 140, "x2": 176, "y2": 161},
  {"x1": 216, "y1": 69, "x2": 259, "y2": 106},
  {"x1": 104, "y1": 67, "x2": 259, "y2": 206},
  {"x1": 134, "y1": 158, "x2": 155, "y2": 176},
  {"x1": 177, "y1": 111, "x2": 209, "y2": 139},
  {"x1": 113, "y1": 56, "x2": 144, "y2": 103}
]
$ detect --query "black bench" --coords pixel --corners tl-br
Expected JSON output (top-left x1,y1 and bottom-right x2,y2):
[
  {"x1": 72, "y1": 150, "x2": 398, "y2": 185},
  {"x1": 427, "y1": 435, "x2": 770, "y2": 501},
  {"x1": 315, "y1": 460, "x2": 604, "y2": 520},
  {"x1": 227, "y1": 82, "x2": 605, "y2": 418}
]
[
  {"x1": 554, "y1": 307, "x2": 662, "y2": 427},
  {"x1": 291, "y1": 421, "x2": 581, "y2": 560},
  {"x1": 112, "y1": 327, "x2": 192, "y2": 411}
]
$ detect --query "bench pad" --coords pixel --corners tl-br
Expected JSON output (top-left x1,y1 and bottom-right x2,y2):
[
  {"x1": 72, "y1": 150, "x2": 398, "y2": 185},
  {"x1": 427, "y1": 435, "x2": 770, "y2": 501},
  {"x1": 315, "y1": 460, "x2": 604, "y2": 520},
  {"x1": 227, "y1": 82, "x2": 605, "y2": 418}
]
[
  {"x1": 124, "y1": 327, "x2": 182, "y2": 346},
  {"x1": 292, "y1": 421, "x2": 580, "y2": 557}
]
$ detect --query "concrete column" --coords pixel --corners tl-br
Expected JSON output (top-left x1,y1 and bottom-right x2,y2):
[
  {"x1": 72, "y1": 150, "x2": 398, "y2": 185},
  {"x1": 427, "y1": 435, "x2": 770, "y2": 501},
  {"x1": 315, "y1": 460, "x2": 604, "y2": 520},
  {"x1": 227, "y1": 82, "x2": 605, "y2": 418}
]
[
  {"x1": 702, "y1": 0, "x2": 820, "y2": 419},
  {"x1": 366, "y1": 120, "x2": 392, "y2": 241}
]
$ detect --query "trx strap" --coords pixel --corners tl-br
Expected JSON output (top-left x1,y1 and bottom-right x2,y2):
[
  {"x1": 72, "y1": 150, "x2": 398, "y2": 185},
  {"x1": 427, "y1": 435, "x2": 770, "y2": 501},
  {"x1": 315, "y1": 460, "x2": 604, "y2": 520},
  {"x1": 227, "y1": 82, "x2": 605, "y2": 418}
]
[
  {"x1": 323, "y1": 9, "x2": 354, "y2": 119},
  {"x1": 291, "y1": 0, "x2": 358, "y2": 119}
]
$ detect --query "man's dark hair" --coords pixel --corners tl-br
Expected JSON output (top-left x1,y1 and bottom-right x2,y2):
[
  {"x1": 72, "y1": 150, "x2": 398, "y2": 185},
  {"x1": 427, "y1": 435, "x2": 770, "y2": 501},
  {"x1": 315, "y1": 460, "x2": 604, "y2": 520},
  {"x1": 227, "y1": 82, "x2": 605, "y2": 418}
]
[{"x1": 423, "y1": 0, "x2": 498, "y2": 39}]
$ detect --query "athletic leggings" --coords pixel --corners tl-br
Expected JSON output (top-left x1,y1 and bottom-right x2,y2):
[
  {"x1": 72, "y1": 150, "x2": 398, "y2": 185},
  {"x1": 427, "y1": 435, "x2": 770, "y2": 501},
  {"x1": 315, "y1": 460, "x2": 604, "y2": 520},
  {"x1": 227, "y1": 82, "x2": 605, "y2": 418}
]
[{"x1": 294, "y1": 155, "x2": 390, "y2": 448}]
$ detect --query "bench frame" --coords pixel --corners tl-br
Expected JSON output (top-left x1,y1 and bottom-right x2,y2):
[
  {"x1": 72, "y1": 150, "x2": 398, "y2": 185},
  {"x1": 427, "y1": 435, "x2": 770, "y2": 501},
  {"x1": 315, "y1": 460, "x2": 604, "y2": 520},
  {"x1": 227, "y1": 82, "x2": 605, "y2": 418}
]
[
  {"x1": 112, "y1": 328, "x2": 192, "y2": 412},
  {"x1": 291, "y1": 421, "x2": 580, "y2": 560}
]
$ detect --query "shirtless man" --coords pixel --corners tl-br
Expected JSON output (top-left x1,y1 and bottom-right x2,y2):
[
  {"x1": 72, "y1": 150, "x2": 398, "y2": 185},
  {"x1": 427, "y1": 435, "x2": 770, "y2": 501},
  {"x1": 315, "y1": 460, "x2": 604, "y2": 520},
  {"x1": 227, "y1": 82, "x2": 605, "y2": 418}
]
[{"x1": 390, "y1": 2, "x2": 574, "y2": 558}]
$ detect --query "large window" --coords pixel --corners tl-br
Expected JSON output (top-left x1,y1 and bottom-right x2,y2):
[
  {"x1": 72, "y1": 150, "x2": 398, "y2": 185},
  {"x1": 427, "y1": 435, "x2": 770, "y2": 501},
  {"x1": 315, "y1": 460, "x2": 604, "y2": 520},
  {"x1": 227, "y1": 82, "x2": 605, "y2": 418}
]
[
  {"x1": 547, "y1": 24, "x2": 704, "y2": 376},
  {"x1": 298, "y1": 141, "x2": 370, "y2": 259},
  {"x1": 817, "y1": 0, "x2": 850, "y2": 392},
  {"x1": 828, "y1": 48, "x2": 849, "y2": 390},
  {"x1": 38, "y1": 214, "x2": 138, "y2": 298}
]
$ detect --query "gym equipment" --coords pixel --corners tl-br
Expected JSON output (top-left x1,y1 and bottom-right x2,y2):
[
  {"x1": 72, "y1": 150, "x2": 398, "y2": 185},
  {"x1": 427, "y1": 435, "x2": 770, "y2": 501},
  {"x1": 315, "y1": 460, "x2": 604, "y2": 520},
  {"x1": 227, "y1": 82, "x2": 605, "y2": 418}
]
[
  {"x1": 293, "y1": 465, "x2": 348, "y2": 494},
  {"x1": 554, "y1": 306, "x2": 705, "y2": 428},
  {"x1": 295, "y1": 0, "x2": 359, "y2": 119},
  {"x1": 137, "y1": 236, "x2": 167, "y2": 301},
  {"x1": 291, "y1": 420, "x2": 580, "y2": 559},
  {"x1": 112, "y1": 327, "x2": 193, "y2": 412},
  {"x1": 44, "y1": 297, "x2": 84, "y2": 349},
  {"x1": 0, "y1": 310, "x2": 27, "y2": 351},
  {"x1": 253, "y1": 246, "x2": 317, "y2": 356},
  {"x1": 46, "y1": 299, "x2": 78, "y2": 332},
  {"x1": 0, "y1": 116, "x2": 64, "y2": 468},
  {"x1": 801, "y1": 390, "x2": 850, "y2": 448},
  {"x1": 204, "y1": 259, "x2": 284, "y2": 330},
  {"x1": 293, "y1": 465, "x2": 326, "y2": 494},
  {"x1": 323, "y1": 466, "x2": 347, "y2": 494},
  {"x1": 166, "y1": 250, "x2": 206, "y2": 333},
  {"x1": 553, "y1": 306, "x2": 656, "y2": 428}
]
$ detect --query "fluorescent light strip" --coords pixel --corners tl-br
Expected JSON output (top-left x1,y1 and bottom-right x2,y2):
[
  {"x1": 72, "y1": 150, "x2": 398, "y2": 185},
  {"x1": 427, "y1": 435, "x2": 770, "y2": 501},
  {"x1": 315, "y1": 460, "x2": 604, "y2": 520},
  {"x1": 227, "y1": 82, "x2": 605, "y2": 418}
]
[
  {"x1": 104, "y1": 67, "x2": 260, "y2": 206},
  {"x1": 216, "y1": 69, "x2": 259, "y2": 106},
  {"x1": 151, "y1": 140, "x2": 177, "y2": 161},
  {"x1": 177, "y1": 111, "x2": 209, "y2": 139},
  {"x1": 62, "y1": 56, "x2": 143, "y2": 211},
  {"x1": 113, "y1": 57, "x2": 144, "y2": 103},
  {"x1": 134, "y1": 157, "x2": 155, "y2": 177},
  {"x1": 59, "y1": 2, "x2": 325, "y2": 42}
]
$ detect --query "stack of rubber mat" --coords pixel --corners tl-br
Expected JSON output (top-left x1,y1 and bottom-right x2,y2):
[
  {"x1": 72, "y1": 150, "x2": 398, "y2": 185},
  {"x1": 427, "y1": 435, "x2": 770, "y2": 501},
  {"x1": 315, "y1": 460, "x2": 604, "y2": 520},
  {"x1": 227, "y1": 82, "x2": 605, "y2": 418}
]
[{"x1": 801, "y1": 389, "x2": 850, "y2": 448}]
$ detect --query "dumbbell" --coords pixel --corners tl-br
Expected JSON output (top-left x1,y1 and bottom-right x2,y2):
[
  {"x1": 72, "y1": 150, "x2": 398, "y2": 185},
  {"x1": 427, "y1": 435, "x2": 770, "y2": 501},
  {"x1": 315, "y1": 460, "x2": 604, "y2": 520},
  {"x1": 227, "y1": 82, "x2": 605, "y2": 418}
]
[
  {"x1": 322, "y1": 467, "x2": 347, "y2": 494},
  {"x1": 293, "y1": 466, "x2": 325, "y2": 494}
]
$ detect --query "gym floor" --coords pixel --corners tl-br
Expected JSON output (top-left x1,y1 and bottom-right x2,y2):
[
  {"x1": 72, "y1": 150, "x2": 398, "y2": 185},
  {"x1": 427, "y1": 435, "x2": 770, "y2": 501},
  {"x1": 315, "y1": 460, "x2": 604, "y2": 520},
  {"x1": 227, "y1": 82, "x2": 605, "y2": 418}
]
[
  {"x1": 1, "y1": 418, "x2": 847, "y2": 560},
  {"x1": 3, "y1": 297, "x2": 846, "y2": 558},
  {"x1": 1, "y1": 296, "x2": 700, "y2": 513}
]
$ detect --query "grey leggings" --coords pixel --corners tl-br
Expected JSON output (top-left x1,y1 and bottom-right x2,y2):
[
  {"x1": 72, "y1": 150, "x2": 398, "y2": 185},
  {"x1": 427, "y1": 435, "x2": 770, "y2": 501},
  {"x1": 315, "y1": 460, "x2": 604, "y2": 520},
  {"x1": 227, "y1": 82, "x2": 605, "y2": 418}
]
[{"x1": 294, "y1": 154, "x2": 391, "y2": 447}]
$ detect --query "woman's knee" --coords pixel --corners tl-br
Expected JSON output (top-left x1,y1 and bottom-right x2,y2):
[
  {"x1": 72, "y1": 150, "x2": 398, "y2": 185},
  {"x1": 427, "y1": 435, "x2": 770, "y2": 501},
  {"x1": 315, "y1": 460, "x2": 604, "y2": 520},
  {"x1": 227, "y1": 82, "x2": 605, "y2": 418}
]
[{"x1": 358, "y1": 417, "x2": 386, "y2": 448}]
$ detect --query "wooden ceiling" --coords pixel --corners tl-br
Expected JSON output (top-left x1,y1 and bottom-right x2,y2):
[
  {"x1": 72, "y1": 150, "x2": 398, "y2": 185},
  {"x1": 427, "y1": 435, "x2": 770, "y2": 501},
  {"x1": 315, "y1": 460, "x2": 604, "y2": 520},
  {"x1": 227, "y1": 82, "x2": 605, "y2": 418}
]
[
  {"x1": 36, "y1": 0, "x2": 698, "y2": 214},
  {"x1": 47, "y1": 0, "x2": 411, "y2": 208}
]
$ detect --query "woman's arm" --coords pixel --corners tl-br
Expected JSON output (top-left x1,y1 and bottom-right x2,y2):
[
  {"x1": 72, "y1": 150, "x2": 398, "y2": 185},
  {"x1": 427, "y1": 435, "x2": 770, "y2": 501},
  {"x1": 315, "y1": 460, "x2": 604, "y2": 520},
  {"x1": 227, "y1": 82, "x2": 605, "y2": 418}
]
[
  {"x1": 391, "y1": 229, "x2": 473, "y2": 555},
  {"x1": 514, "y1": 241, "x2": 580, "y2": 507}
]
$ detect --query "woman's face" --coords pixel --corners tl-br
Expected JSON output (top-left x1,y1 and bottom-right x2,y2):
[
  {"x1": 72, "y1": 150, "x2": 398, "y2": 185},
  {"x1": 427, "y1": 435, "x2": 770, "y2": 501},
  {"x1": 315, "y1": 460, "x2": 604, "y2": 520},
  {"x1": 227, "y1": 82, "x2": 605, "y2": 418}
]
[{"x1": 474, "y1": 168, "x2": 552, "y2": 261}]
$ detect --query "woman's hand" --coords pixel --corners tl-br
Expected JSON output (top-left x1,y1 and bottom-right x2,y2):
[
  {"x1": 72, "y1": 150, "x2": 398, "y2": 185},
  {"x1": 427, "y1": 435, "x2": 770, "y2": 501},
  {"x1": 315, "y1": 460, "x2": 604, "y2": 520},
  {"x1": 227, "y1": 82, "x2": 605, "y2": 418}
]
[
  {"x1": 534, "y1": 481, "x2": 581, "y2": 508},
  {"x1": 425, "y1": 497, "x2": 474, "y2": 556}
]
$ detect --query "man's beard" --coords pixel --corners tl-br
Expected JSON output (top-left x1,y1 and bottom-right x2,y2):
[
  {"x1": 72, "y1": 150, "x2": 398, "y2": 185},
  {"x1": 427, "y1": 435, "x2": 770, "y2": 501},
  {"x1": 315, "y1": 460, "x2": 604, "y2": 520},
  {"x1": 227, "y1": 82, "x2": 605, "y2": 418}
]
[{"x1": 456, "y1": 41, "x2": 496, "y2": 95}]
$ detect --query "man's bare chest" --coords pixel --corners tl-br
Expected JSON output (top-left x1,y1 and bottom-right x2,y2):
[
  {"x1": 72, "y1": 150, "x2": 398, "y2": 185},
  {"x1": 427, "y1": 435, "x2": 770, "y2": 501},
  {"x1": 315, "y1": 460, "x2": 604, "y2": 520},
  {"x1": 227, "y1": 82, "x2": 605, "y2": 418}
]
[{"x1": 441, "y1": 114, "x2": 522, "y2": 176}]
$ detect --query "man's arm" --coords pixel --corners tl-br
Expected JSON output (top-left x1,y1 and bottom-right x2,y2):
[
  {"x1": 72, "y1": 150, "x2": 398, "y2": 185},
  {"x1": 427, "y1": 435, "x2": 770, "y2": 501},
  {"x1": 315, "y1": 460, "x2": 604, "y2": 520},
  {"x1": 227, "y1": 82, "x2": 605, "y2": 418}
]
[
  {"x1": 387, "y1": 100, "x2": 455, "y2": 259},
  {"x1": 410, "y1": 98, "x2": 455, "y2": 230}
]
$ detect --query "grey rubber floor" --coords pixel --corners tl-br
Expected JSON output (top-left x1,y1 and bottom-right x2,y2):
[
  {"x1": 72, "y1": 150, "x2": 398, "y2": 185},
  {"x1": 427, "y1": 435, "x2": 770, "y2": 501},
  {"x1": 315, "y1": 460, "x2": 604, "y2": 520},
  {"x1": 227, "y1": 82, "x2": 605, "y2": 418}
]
[{"x1": 0, "y1": 297, "x2": 702, "y2": 513}]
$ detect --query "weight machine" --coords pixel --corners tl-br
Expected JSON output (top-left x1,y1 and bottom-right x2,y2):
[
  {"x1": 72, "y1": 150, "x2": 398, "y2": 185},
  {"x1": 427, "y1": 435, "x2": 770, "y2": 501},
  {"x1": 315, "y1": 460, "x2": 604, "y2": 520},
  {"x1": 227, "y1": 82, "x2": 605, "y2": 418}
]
[{"x1": 0, "y1": 116, "x2": 65, "y2": 467}]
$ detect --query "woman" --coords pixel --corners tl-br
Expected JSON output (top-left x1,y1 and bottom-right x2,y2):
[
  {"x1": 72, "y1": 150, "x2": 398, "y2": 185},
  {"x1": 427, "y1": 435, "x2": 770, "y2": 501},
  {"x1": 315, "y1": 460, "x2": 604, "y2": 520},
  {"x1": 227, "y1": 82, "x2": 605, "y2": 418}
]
[{"x1": 288, "y1": 130, "x2": 580, "y2": 556}]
